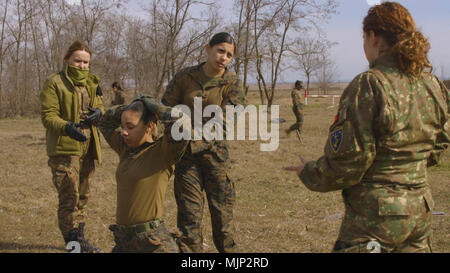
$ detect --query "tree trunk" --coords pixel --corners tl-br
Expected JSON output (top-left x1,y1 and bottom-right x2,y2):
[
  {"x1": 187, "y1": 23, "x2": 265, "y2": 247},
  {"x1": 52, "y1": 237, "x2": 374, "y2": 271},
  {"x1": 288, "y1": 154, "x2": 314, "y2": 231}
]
[{"x1": 0, "y1": 0, "x2": 9, "y2": 112}]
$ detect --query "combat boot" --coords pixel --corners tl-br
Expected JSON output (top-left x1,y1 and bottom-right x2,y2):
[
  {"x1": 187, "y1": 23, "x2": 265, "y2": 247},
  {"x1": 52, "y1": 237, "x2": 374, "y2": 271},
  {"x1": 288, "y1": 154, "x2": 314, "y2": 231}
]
[
  {"x1": 76, "y1": 222, "x2": 101, "y2": 253},
  {"x1": 64, "y1": 229, "x2": 79, "y2": 245},
  {"x1": 64, "y1": 223, "x2": 101, "y2": 253}
]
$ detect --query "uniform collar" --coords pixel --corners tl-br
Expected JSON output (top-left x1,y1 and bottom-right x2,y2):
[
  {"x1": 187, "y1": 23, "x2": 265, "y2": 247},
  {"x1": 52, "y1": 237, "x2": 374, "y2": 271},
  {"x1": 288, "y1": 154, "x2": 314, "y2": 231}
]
[
  {"x1": 369, "y1": 52, "x2": 398, "y2": 70},
  {"x1": 127, "y1": 141, "x2": 157, "y2": 157},
  {"x1": 62, "y1": 62, "x2": 76, "y2": 88},
  {"x1": 189, "y1": 62, "x2": 234, "y2": 82},
  {"x1": 61, "y1": 62, "x2": 100, "y2": 88}
]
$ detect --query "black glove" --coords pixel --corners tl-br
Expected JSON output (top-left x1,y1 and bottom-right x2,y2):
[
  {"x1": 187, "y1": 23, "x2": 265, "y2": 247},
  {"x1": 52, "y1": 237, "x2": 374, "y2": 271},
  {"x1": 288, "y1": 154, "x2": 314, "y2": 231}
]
[
  {"x1": 96, "y1": 85, "x2": 103, "y2": 96},
  {"x1": 137, "y1": 95, "x2": 175, "y2": 122},
  {"x1": 84, "y1": 107, "x2": 102, "y2": 126},
  {"x1": 65, "y1": 122, "x2": 87, "y2": 142},
  {"x1": 136, "y1": 94, "x2": 159, "y2": 114}
]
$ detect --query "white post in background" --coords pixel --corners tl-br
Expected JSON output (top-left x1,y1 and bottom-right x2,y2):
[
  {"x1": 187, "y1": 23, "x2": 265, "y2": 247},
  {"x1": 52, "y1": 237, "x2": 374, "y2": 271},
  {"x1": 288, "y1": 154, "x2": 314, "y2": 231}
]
[{"x1": 304, "y1": 88, "x2": 308, "y2": 105}]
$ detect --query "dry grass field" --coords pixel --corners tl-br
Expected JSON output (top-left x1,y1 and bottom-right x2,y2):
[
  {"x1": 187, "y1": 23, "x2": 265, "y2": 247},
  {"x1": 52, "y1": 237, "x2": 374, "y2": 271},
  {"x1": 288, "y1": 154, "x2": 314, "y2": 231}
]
[{"x1": 0, "y1": 88, "x2": 448, "y2": 253}]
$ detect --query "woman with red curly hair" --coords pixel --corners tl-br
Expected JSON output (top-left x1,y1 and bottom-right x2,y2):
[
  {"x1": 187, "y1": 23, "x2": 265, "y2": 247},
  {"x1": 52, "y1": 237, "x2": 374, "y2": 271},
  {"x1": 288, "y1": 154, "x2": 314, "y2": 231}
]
[{"x1": 284, "y1": 2, "x2": 449, "y2": 252}]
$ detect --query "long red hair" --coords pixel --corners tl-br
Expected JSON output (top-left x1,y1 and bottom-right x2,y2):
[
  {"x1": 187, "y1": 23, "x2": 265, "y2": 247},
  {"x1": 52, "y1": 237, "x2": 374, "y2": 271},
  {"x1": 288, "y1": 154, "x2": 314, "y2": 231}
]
[{"x1": 363, "y1": 2, "x2": 432, "y2": 77}]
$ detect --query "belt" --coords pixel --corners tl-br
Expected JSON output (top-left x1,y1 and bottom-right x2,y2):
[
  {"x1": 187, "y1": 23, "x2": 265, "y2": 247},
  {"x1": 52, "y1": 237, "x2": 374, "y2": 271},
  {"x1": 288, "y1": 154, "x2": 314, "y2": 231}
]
[{"x1": 116, "y1": 219, "x2": 162, "y2": 235}]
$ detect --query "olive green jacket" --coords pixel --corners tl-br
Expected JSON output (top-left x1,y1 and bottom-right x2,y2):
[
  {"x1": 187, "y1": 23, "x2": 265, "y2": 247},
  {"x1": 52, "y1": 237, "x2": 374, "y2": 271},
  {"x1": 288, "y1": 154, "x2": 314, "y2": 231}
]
[{"x1": 40, "y1": 63, "x2": 105, "y2": 163}]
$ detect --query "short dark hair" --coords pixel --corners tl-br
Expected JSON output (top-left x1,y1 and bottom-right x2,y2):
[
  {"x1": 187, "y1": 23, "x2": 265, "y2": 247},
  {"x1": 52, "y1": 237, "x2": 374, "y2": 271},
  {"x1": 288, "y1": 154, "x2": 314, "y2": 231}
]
[
  {"x1": 209, "y1": 32, "x2": 236, "y2": 53},
  {"x1": 123, "y1": 101, "x2": 156, "y2": 124},
  {"x1": 295, "y1": 80, "x2": 303, "y2": 87},
  {"x1": 112, "y1": 82, "x2": 123, "y2": 90}
]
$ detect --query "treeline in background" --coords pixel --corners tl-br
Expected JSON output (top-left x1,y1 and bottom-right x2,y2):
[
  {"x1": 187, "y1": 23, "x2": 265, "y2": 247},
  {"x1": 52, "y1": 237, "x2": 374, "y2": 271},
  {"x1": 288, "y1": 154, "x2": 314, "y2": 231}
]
[{"x1": 1, "y1": 0, "x2": 347, "y2": 117}]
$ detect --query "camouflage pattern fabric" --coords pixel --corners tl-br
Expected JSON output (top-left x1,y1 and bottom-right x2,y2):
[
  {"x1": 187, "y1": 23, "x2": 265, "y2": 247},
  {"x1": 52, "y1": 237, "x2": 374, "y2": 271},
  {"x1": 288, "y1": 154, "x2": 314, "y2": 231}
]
[
  {"x1": 291, "y1": 87, "x2": 305, "y2": 106},
  {"x1": 48, "y1": 89, "x2": 97, "y2": 240},
  {"x1": 299, "y1": 53, "x2": 449, "y2": 252},
  {"x1": 162, "y1": 62, "x2": 246, "y2": 154},
  {"x1": 111, "y1": 90, "x2": 125, "y2": 106},
  {"x1": 174, "y1": 141, "x2": 236, "y2": 253},
  {"x1": 48, "y1": 135, "x2": 95, "y2": 239},
  {"x1": 109, "y1": 222, "x2": 179, "y2": 253},
  {"x1": 161, "y1": 63, "x2": 244, "y2": 253},
  {"x1": 333, "y1": 184, "x2": 433, "y2": 253},
  {"x1": 286, "y1": 88, "x2": 304, "y2": 134}
]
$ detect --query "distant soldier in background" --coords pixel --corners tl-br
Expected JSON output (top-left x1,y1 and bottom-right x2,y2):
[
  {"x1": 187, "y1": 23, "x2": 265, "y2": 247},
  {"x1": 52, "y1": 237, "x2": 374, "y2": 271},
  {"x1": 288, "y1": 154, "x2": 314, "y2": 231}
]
[
  {"x1": 286, "y1": 80, "x2": 305, "y2": 141},
  {"x1": 111, "y1": 82, "x2": 125, "y2": 105},
  {"x1": 284, "y1": 2, "x2": 449, "y2": 253},
  {"x1": 40, "y1": 41, "x2": 104, "y2": 252}
]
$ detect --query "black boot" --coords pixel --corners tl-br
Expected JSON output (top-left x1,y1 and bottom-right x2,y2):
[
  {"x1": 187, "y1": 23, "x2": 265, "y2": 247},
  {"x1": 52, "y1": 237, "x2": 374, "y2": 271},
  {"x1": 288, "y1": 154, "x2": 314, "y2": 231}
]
[
  {"x1": 64, "y1": 229, "x2": 79, "y2": 245},
  {"x1": 64, "y1": 223, "x2": 101, "y2": 253},
  {"x1": 77, "y1": 223, "x2": 101, "y2": 253}
]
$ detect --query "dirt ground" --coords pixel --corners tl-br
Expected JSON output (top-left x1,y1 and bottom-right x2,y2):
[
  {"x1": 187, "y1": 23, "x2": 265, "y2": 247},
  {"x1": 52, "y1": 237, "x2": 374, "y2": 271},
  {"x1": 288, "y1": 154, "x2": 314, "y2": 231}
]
[{"x1": 0, "y1": 89, "x2": 448, "y2": 253}]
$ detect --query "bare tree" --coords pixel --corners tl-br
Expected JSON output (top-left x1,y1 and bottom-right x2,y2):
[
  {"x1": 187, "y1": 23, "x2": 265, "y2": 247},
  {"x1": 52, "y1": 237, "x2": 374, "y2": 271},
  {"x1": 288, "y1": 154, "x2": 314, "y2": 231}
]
[
  {"x1": 141, "y1": 0, "x2": 218, "y2": 95},
  {"x1": 6, "y1": 0, "x2": 30, "y2": 115},
  {"x1": 0, "y1": 0, "x2": 337, "y2": 117},
  {"x1": 314, "y1": 51, "x2": 338, "y2": 94},
  {"x1": 288, "y1": 37, "x2": 336, "y2": 93},
  {"x1": 252, "y1": 0, "x2": 337, "y2": 107},
  {"x1": 0, "y1": 0, "x2": 12, "y2": 110},
  {"x1": 252, "y1": 0, "x2": 287, "y2": 105},
  {"x1": 94, "y1": 12, "x2": 129, "y2": 86},
  {"x1": 232, "y1": 0, "x2": 255, "y2": 96}
]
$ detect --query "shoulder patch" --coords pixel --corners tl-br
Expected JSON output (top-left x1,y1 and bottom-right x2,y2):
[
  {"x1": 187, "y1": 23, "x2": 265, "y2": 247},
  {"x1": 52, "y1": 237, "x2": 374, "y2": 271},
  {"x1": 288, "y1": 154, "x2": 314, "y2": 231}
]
[{"x1": 330, "y1": 127, "x2": 343, "y2": 153}]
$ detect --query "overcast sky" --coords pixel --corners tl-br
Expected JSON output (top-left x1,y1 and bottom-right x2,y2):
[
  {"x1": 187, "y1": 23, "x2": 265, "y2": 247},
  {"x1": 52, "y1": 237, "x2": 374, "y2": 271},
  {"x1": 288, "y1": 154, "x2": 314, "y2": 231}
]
[{"x1": 124, "y1": 0, "x2": 450, "y2": 82}]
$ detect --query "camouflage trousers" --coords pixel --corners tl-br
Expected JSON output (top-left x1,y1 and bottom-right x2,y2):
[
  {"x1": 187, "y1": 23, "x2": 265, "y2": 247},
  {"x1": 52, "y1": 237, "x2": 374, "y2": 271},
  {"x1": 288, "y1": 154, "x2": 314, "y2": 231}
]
[
  {"x1": 333, "y1": 184, "x2": 433, "y2": 253},
  {"x1": 286, "y1": 105, "x2": 304, "y2": 134},
  {"x1": 47, "y1": 131, "x2": 96, "y2": 239},
  {"x1": 174, "y1": 142, "x2": 236, "y2": 253},
  {"x1": 109, "y1": 221, "x2": 179, "y2": 253}
]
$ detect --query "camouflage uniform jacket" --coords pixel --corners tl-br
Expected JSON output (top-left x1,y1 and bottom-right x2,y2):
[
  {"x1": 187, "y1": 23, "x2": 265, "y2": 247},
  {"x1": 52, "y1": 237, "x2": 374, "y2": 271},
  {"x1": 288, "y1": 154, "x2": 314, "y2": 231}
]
[
  {"x1": 291, "y1": 87, "x2": 305, "y2": 108},
  {"x1": 112, "y1": 90, "x2": 126, "y2": 105},
  {"x1": 162, "y1": 62, "x2": 246, "y2": 154},
  {"x1": 300, "y1": 54, "x2": 449, "y2": 195}
]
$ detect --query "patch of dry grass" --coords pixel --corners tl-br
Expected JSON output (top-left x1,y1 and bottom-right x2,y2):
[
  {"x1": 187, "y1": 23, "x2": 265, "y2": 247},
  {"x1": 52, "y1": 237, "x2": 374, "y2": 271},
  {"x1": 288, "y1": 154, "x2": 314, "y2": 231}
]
[{"x1": 0, "y1": 90, "x2": 448, "y2": 253}]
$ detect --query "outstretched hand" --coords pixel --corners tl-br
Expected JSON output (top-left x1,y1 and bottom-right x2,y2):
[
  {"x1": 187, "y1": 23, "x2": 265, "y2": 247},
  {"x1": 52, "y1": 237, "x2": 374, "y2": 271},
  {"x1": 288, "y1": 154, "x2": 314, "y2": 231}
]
[{"x1": 283, "y1": 157, "x2": 310, "y2": 178}]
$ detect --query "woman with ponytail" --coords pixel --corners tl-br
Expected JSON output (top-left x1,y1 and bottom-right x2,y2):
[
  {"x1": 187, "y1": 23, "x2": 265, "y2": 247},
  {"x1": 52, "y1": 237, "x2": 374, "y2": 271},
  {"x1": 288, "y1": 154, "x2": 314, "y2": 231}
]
[
  {"x1": 162, "y1": 32, "x2": 245, "y2": 253},
  {"x1": 284, "y1": 2, "x2": 449, "y2": 252}
]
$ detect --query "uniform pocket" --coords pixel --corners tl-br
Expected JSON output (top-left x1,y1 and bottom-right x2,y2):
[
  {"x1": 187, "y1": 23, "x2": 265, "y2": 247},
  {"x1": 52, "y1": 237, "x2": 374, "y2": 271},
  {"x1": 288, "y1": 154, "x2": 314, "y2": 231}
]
[
  {"x1": 378, "y1": 196, "x2": 420, "y2": 216},
  {"x1": 49, "y1": 157, "x2": 72, "y2": 190},
  {"x1": 52, "y1": 170, "x2": 67, "y2": 189}
]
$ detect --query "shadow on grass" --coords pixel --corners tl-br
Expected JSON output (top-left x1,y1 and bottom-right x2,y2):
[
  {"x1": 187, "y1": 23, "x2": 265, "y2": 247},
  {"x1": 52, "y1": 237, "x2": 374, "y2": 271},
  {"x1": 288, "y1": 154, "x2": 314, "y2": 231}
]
[{"x1": 0, "y1": 241, "x2": 65, "y2": 252}]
